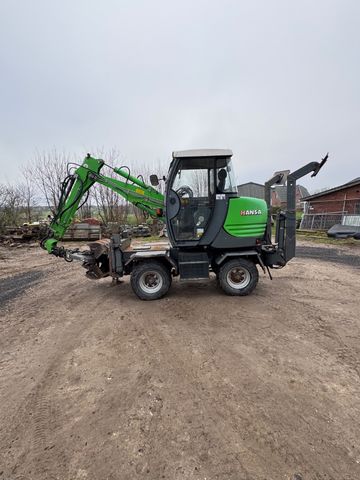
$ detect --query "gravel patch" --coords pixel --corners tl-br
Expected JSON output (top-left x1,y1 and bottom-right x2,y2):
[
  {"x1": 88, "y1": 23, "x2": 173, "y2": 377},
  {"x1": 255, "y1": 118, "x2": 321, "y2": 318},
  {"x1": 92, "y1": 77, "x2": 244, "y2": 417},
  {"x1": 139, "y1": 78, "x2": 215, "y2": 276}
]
[
  {"x1": 0, "y1": 270, "x2": 44, "y2": 309},
  {"x1": 297, "y1": 245, "x2": 360, "y2": 267}
]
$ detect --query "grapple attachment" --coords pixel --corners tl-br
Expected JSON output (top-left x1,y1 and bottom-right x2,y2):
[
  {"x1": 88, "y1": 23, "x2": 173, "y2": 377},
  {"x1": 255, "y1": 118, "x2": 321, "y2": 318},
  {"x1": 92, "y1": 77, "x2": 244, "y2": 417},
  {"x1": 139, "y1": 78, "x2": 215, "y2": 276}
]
[{"x1": 82, "y1": 239, "x2": 111, "y2": 279}]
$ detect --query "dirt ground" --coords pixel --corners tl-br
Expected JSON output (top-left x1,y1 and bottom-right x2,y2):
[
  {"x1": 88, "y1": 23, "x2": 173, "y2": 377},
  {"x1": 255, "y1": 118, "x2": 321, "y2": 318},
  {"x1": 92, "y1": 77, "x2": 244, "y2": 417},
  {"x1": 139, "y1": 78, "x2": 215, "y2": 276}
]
[{"x1": 0, "y1": 241, "x2": 360, "y2": 480}]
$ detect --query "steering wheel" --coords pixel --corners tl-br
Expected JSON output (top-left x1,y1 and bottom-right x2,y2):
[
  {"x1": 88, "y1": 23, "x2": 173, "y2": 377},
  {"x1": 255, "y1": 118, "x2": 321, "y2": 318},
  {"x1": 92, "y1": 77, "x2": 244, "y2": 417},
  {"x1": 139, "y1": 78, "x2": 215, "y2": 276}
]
[{"x1": 176, "y1": 185, "x2": 193, "y2": 198}]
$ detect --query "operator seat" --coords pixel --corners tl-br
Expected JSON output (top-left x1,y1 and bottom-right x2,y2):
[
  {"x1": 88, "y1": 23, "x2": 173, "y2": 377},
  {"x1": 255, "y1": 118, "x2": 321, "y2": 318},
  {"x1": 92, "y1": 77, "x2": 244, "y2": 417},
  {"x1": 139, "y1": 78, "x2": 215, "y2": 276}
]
[{"x1": 217, "y1": 169, "x2": 227, "y2": 193}]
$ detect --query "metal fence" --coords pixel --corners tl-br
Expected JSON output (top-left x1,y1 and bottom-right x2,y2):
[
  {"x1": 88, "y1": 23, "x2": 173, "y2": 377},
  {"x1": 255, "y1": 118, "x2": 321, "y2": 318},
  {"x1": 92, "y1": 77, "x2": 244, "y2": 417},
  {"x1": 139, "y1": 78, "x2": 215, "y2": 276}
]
[
  {"x1": 299, "y1": 212, "x2": 345, "y2": 230},
  {"x1": 342, "y1": 214, "x2": 360, "y2": 226}
]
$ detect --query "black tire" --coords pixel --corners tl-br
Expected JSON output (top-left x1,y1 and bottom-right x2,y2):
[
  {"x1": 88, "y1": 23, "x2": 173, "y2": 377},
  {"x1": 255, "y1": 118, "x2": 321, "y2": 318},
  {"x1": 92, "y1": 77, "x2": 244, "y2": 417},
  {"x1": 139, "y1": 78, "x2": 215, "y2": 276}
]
[
  {"x1": 130, "y1": 261, "x2": 172, "y2": 300},
  {"x1": 218, "y1": 258, "x2": 259, "y2": 296}
]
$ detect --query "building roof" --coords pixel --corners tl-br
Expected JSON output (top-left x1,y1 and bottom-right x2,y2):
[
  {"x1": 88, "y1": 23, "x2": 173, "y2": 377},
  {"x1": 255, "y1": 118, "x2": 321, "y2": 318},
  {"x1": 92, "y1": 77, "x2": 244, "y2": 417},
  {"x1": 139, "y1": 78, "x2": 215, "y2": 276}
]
[
  {"x1": 298, "y1": 185, "x2": 310, "y2": 198},
  {"x1": 302, "y1": 177, "x2": 360, "y2": 201},
  {"x1": 237, "y1": 182, "x2": 265, "y2": 199},
  {"x1": 172, "y1": 149, "x2": 233, "y2": 158},
  {"x1": 237, "y1": 181, "x2": 264, "y2": 188}
]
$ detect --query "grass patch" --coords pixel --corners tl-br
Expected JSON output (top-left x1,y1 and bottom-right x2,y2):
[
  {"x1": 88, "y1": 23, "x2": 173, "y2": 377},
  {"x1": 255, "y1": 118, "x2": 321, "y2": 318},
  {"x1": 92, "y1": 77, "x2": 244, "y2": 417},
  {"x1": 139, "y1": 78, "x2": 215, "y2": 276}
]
[
  {"x1": 297, "y1": 230, "x2": 360, "y2": 246},
  {"x1": 133, "y1": 235, "x2": 164, "y2": 243}
]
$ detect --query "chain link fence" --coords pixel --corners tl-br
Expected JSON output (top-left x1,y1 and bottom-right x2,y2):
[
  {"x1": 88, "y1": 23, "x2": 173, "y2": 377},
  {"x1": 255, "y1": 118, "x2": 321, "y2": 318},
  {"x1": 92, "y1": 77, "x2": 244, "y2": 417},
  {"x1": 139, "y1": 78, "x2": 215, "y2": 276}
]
[{"x1": 300, "y1": 212, "x2": 345, "y2": 230}]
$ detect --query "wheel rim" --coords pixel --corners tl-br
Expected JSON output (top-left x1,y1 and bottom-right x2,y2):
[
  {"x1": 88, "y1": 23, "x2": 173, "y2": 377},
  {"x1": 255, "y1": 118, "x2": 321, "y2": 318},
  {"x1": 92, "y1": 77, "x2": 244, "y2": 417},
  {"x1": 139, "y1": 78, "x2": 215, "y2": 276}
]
[
  {"x1": 139, "y1": 270, "x2": 163, "y2": 294},
  {"x1": 226, "y1": 266, "x2": 251, "y2": 289}
]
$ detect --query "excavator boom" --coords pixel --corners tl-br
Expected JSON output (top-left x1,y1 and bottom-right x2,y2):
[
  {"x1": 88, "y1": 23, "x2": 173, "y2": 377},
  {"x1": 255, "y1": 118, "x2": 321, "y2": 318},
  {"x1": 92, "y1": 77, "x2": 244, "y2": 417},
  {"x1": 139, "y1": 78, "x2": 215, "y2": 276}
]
[{"x1": 41, "y1": 154, "x2": 164, "y2": 255}]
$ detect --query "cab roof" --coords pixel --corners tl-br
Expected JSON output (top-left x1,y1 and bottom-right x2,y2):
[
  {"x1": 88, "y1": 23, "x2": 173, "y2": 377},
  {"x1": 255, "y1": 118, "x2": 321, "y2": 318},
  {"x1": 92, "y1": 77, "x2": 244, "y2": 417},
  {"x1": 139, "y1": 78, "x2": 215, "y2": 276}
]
[{"x1": 172, "y1": 149, "x2": 233, "y2": 159}]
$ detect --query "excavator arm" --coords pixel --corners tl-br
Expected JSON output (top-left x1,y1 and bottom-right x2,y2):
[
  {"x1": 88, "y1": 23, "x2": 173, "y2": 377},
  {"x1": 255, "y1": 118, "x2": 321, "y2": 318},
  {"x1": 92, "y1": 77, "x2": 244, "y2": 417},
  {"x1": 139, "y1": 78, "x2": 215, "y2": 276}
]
[{"x1": 41, "y1": 154, "x2": 164, "y2": 256}]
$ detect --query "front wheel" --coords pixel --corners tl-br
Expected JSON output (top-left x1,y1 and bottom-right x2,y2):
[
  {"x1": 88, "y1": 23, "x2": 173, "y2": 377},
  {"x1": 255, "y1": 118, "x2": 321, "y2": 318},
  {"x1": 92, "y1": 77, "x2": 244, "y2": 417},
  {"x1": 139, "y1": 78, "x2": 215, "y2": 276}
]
[
  {"x1": 131, "y1": 261, "x2": 172, "y2": 300},
  {"x1": 218, "y1": 258, "x2": 259, "y2": 296}
]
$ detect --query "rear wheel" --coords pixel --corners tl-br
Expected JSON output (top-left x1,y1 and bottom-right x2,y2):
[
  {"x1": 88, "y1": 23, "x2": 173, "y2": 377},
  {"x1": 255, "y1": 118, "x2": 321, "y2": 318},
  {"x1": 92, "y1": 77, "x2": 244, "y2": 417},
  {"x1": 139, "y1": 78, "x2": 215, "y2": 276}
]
[
  {"x1": 131, "y1": 261, "x2": 172, "y2": 300},
  {"x1": 218, "y1": 258, "x2": 258, "y2": 296}
]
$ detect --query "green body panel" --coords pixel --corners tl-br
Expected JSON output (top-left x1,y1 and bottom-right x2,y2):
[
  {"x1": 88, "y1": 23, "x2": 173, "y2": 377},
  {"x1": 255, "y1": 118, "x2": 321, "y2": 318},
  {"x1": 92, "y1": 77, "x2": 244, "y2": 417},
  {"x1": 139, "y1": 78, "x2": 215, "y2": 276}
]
[{"x1": 223, "y1": 197, "x2": 268, "y2": 238}]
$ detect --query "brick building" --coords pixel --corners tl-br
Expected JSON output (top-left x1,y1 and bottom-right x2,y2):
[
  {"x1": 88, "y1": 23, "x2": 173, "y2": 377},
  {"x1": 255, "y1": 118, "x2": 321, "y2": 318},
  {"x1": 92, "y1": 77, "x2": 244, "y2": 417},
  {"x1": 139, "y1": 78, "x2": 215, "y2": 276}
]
[
  {"x1": 271, "y1": 184, "x2": 309, "y2": 209},
  {"x1": 302, "y1": 178, "x2": 360, "y2": 214},
  {"x1": 237, "y1": 182, "x2": 309, "y2": 210}
]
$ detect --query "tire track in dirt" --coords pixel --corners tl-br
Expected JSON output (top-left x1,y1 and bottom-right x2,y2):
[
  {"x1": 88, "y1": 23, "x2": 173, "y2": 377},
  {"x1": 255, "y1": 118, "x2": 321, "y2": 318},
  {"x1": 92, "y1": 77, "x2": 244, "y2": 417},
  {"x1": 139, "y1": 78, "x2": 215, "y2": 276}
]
[
  {"x1": 168, "y1": 298, "x2": 301, "y2": 473},
  {"x1": 2, "y1": 246, "x2": 360, "y2": 479},
  {"x1": 26, "y1": 280, "x2": 115, "y2": 480},
  {"x1": 256, "y1": 279, "x2": 360, "y2": 379},
  {"x1": 253, "y1": 274, "x2": 360, "y2": 470},
  {"x1": 129, "y1": 283, "x2": 360, "y2": 479},
  {"x1": 121, "y1": 294, "x2": 291, "y2": 479}
]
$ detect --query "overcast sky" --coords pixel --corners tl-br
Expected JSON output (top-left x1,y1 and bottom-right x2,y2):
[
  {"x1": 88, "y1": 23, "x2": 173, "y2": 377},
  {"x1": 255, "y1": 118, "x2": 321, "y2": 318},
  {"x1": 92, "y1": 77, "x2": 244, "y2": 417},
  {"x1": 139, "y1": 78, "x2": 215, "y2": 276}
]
[{"x1": 0, "y1": 0, "x2": 359, "y2": 192}]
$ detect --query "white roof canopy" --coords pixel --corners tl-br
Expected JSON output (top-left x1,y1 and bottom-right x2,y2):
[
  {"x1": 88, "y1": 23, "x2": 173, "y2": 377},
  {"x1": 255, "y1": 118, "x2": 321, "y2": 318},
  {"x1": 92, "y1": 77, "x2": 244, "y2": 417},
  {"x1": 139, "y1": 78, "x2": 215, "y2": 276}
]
[{"x1": 172, "y1": 149, "x2": 233, "y2": 159}]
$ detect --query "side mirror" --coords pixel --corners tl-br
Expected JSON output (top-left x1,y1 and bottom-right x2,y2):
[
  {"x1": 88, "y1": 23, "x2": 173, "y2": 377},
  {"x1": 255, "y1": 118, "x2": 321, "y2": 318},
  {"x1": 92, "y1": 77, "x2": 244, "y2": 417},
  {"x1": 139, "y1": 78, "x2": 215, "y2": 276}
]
[{"x1": 150, "y1": 174, "x2": 159, "y2": 186}]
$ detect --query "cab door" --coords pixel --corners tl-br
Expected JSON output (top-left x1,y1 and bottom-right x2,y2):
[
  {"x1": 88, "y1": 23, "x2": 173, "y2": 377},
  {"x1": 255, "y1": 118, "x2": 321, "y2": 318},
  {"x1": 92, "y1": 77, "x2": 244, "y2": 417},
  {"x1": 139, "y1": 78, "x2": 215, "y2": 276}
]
[{"x1": 166, "y1": 159, "x2": 214, "y2": 245}]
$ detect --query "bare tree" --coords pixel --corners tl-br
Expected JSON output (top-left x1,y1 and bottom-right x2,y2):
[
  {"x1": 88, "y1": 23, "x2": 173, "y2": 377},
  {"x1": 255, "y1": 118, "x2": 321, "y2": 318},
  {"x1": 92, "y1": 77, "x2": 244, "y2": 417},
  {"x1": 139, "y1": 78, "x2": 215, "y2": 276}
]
[
  {"x1": 0, "y1": 184, "x2": 7, "y2": 211},
  {"x1": 18, "y1": 174, "x2": 38, "y2": 223},
  {"x1": 193, "y1": 169, "x2": 208, "y2": 196},
  {"x1": 130, "y1": 158, "x2": 167, "y2": 224},
  {"x1": 0, "y1": 184, "x2": 8, "y2": 232},
  {"x1": 77, "y1": 197, "x2": 93, "y2": 220},
  {"x1": 90, "y1": 149, "x2": 130, "y2": 224},
  {"x1": 0, "y1": 184, "x2": 24, "y2": 230},
  {"x1": 22, "y1": 148, "x2": 167, "y2": 228},
  {"x1": 26, "y1": 149, "x2": 70, "y2": 212},
  {"x1": 132, "y1": 158, "x2": 167, "y2": 195},
  {"x1": 89, "y1": 152, "x2": 167, "y2": 226}
]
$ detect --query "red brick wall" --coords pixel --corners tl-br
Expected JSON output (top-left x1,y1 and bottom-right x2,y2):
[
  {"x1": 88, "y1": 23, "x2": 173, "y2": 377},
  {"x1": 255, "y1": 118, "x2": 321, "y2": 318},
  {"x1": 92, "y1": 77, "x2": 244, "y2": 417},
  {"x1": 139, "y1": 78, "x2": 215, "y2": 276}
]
[
  {"x1": 307, "y1": 184, "x2": 360, "y2": 214},
  {"x1": 271, "y1": 190, "x2": 281, "y2": 207},
  {"x1": 271, "y1": 186, "x2": 308, "y2": 209}
]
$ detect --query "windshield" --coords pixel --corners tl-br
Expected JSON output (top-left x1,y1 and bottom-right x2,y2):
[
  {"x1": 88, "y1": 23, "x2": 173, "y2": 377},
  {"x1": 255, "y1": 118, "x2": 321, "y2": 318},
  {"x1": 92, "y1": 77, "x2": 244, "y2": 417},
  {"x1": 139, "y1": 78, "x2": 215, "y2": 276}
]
[{"x1": 172, "y1": 167, "x2": 209, "y2": 197}]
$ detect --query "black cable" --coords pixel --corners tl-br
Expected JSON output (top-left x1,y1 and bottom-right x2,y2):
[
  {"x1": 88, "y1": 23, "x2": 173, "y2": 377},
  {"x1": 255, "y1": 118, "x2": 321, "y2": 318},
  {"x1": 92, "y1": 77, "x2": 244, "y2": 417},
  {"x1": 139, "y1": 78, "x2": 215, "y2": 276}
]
[
  {"x1": 50, "y1": 176, "x2": 72, "y2": 223},
  {"x1": 57, "y1": 176, "x2": 85, "y2": 218},
  {"x1": 67, "y1": 161, "x2": 137, "y2": 189},
  {"x1": 52, "y1": 175, "x2": 76, "y2": 222},
  {"x1": 77, "y1": 190, "x2": 90, "y2": 211},
  {"x1": 117, "y1": 165, "x2": 131, "y2": 184},
  {"x1": 40, "y1": 175, "x2": 87, "y2": 249},
  {"x1": 50, "y1": 175, "x2": 85, "y2": 226},
  {"x1": 67, "y1": 162, "x2": 81, "y2": 175}
]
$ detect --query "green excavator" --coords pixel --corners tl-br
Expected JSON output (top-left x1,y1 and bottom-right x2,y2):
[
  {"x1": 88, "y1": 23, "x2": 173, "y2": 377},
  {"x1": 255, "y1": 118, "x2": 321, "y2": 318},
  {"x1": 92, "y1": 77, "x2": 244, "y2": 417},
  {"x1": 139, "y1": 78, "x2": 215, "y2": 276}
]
[{"x1": 41, "y1": 149, "x2": 327, "y2": 300}]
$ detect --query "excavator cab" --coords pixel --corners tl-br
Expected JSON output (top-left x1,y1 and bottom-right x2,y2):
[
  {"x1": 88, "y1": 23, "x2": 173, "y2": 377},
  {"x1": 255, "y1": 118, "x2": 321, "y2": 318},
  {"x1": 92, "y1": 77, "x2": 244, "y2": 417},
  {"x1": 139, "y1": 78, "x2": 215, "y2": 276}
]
[{"x1": 165, "y1": 149, "x2": 237, "y2": 246}]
